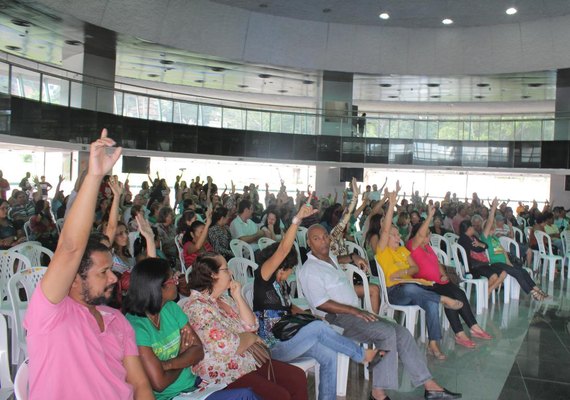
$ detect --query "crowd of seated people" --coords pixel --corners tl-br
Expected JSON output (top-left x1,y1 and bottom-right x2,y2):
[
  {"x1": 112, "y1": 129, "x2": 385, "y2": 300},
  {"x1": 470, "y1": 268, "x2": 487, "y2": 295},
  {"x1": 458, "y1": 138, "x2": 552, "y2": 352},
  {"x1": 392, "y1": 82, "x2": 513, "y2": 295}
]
[{"x1": 6, "y1": 131, "x2": 570, "y2": 400}]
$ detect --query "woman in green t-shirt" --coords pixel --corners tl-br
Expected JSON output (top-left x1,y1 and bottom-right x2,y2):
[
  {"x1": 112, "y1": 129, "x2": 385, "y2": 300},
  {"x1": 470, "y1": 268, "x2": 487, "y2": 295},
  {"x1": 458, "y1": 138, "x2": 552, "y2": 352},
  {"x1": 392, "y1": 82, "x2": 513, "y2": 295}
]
[{"x1": 124, "y1": 258, "x2": 260, "y2": 400}]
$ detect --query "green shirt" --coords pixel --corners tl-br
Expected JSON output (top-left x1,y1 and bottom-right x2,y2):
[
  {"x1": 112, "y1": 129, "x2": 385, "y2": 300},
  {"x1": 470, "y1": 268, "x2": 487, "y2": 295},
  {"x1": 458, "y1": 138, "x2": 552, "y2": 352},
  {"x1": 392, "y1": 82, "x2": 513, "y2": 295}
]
[
  {"x1": 126, "y1": 301, "x2": 196, "y2": 400},
  {"x1": 480, "y1": 234, "x2": 507, "y2": 264}
]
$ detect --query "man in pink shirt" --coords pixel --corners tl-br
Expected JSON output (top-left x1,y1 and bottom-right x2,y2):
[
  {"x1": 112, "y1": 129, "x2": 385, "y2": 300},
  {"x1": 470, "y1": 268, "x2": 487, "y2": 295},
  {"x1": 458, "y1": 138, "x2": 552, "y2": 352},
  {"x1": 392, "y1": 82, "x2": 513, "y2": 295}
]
[{"x1": 24, "y1": 130, "x2": 154, "y2": 400}]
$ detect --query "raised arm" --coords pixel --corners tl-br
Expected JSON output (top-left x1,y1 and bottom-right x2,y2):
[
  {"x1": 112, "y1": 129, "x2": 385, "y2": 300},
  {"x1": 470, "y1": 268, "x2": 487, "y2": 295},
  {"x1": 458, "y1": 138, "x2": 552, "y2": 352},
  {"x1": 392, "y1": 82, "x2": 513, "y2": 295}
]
[
  {"x1": 483, "y1": 198, "x2": 498, "y2": 237},
  {"x1": 104, "y1": 177, "x2": 123, "y2": 246},
  {"x1": 41, "y1": 129, "x2": 122, "y2": 304},
  {"x1": 377, "y1": 190, "x2": 397, "y2": 253},
  {"x1": 185, "y1": 208, "x2": 212, "y2": 254},
  {"x1": 259, "y1": 196, "x2": 317, "y2": 281},
  {"x1": 136, "y1": 213, "x2": 156, "y2": 258},
  {"x1": 410, "y1": 205, "x2": 435, "y2": 250}
]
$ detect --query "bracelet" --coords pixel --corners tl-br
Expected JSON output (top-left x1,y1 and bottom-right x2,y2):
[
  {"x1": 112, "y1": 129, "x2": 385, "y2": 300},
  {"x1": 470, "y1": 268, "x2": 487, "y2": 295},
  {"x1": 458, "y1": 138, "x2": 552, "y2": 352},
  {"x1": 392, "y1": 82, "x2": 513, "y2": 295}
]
[{"x1": 292, "y1": 216, "x2": 301, "y2": 225}]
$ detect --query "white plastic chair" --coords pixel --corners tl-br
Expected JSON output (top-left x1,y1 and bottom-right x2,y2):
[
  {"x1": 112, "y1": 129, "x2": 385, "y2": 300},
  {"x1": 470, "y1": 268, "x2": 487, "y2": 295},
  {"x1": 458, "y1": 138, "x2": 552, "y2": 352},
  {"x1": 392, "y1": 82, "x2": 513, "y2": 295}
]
[
  {"x1": 430, "y1": 234, "x2": 453, "y2": 263},
  {"x1": 512, "y1": 226, "x2": 524, "y2": 244},
  {"x1": 561, "y1": 230, "x2": 570, "y2": 280},
  {"x1": 230, "y1": 239, "x2": 255, "y2": 263},
  {"x1": 14, "y1": 358, "x2": 28, "y2": 400},
  {"x1": 55, "y1": 218, "x2": 64, "y2": 233},
  {"x1": 11, "y1": 242, "x2": 53, "y2": 267},
  {"x1": 444, "y1": 232, "x2": 459, "y2": 244},
  {"x1": 128, "y1": 231, "x2": 140, "y2": 261},
  {"x1": 241, "y1": 281, "x2": 254, "y2": 309},
  {"x1": 451, "y1": 243, "x2": 489, "y2": 314},
  {"x1": 227, "y1": 257, "x2": 258, "y2": 286},
  {"x1": 8, "y1": 267, "x2": 48, "y2": 366},
  {"x1": 499, "y1": 237, "x2": 526, "y2": 301},
  {"x1": 289, "y1": 358, "x2": 320, "y2": 400},
  {"x1": 22, "y1": 222, "x2": 31, "y2": 241},
  {"x1": 0, "y1": 315, "x2": 13, "y2": 399},
  {"x1": 174, "y1": 233, "x2": 187, "y2": 273},
  {"x1": 296, "y1": 226, "x2": 308, "y2": 249},
  {"x1": 344, "y1": 241, "x2": 366, "y2": 259},
  {"x1": 257, "y1": 237, "x2": 275, "y2": 250},
  {"x1": 534, "y1": 231, "x2": 563, "y2": 282},
  {"x1": 516, "y1": 216, "x2": 527, "y2": 230},
  {"x1": 374, "y1": 262, "x2": 426, "y2": 341}
]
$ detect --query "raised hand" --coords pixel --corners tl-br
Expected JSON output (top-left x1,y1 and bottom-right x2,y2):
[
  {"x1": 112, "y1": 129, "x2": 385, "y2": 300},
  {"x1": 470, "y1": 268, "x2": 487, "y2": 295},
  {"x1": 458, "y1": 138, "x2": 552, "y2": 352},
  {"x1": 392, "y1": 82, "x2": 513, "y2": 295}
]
[
  {"x1": 229, "y1": 280, "x2": 242, "y2": 299},
  {"x1": 205, "y1": 207, "x2": 213, "y2": 225},
  {"x1": 88, "y1": 129, "x2": 122, "y2": 177},
  {"x1": 427, "y1": 204, "x2": 435, "y2": 218},
  {"x1": 135, "y1": 213, "x2": 154, "y2": 240},
  {"x1": 351, "y1": 177, "x2": 359, "y2": 197},
  {"x1": 58, "y1": 174, "x2": 64, "y2": 183},
  {"x1": 295, "y1": 192, "x2": 319, "y2": 220},
  {"x1": 388, "y1": 190, "x2": 397, "y2": 205},
  {"x1": 109, "y1": 177, "x2": 123, "y2": 198},
  {"x1": 395, "y1": 180, "x2": 402, "y2": 194}
]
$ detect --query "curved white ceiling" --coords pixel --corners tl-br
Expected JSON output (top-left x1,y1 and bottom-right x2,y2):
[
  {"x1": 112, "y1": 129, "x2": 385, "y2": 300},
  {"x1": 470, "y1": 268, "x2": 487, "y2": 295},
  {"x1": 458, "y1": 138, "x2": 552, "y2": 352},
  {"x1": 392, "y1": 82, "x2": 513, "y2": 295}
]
[{"x1": 210, "y1": 0, "x2": 570, "y2": 28}]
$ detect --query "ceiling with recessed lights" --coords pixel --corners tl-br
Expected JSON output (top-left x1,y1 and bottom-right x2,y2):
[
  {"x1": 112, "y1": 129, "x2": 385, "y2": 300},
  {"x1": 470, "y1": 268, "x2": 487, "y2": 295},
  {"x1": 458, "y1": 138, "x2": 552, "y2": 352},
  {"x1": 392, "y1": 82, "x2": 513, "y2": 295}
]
[{"x1": 210, "y1": 0, "x2": 570, "y2": 28}]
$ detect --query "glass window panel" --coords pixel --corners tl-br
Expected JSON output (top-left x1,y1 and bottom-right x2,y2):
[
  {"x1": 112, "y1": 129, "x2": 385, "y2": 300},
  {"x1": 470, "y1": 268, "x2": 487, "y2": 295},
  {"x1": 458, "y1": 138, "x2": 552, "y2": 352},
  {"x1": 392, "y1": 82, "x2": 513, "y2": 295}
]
[
  {"x1": 123, "y1": 93, "x2": 148, "y2": 119},
  {"x1": 173, "y1": 102, "x2": 198, "y2": 125},
  {"x1": 377, "y1": 119, "x2": 390, "y2": 138},
  {"x1": 389, "y1": 120, "x2": 399, "y2": 138},
  {"x1": 487, "y1": 121, "x2": 514, "y2": 141},
  {"x1": 270, "y1": 112, "x2": 294, "y2": 134},
  {"x1": 11, "y1": 67, "x2": 40, "y2": 100},
  {"x1": 438, "y1": 120, "x2": 459, "y2": 140},
  {"x1": 223, "y1": 108, "x2": 246, "y2": 130},
  {"x1": 114, "y1": 92, "x2": 124, "y2": 115},
  {"x1": 0, "y1": 62, "x2": 9, "y2": 94},
  {"x1": 398, "y1": 120, "x2": 414, "y2": 139},
  {"x1": 414, "y1": 120, "x2": 428, "y2": 139},
  {"x1": 198, "y1": 105, "x2": 221, "y2": 128},
  {"x1": 70, "y1": 81, "x2": 83, "y2": 109},
  {"x1": 515, "y1": 120, "x2": 542, "y2": 141},
  {"x1": 148, "y1": 98, "x2": 172, "y2": 122},
  {"x1": 41, "y1": 75, "x2": 69, "y2": 106},
  {"x1": 246, "y1": 110, "x2": 270, "y2": 131},
  {"x1": 542, "y1": 120, "x2": 554, "y2": 141},
  {"x1": 470, "y1": 120, "x2": 489, "y2": 140},
  {"x1": 426, "y1": 121, "x2": 439, "y2": 139}
]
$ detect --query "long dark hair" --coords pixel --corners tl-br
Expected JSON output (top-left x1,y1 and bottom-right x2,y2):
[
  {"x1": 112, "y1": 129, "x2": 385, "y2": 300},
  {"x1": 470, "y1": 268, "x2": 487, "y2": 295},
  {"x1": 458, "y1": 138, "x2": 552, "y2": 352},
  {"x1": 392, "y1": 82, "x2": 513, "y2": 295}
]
[
  {"x1": 122, "y1": 258, "x2": 171, "y2": 316},
  {"x1": 365, "y1": 214, "x2": 382, "y2": 245},
  {"x1": 263, "y1": 209, "x2": 282, "y2": 235},
  {"x1": 257, "y1": 242, "x2": 298, "y2": 272}
]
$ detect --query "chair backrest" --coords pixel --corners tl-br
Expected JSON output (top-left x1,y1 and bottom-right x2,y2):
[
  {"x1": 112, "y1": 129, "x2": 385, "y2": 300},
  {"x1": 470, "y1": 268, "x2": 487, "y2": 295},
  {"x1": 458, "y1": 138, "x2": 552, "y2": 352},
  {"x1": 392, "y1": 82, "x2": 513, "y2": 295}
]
[
  {"x1": 516, "y1": 216, "x2": 527, "y2": 229},
  {"x1": 524, "y1": 226, "x2": 532, "y2": 242},
  {"x1": 0, "y1": 250, "x2": 32, "y2": 305},
  {"x1": 374, "y1": 261, "x2": 396, "y2": 315},
  {"x1": 344, "y1": 241, "x2": 366, "y2": 259},
  {"x1": 429, "y1": 234, "x2": 446, "y2": 251},
  {"x1": 512, "y1": 226, "x2": 524, "y2": 244},
  {"x1": 296, "y1": 227, "x2": 308, "y2": 249},
  {"x1": 11, "y1": 243, "x2": 54, "y2": 267},
  {"x1": 343, "y1": 264, "x2": 373, "y2": 313},
  {"x1": 431, "y1": 246, "x2": 450, "y2": 265},
  {"x1": 8, "y1": 267, "x2": 48, "y2": 361},
  {"x1": 229, "y1": 239, "x2": 255, "y2": 263},
  {"x1": 55, "y1": 218, "x2": 65, "y2": 233},
  {"x1": 292, "y1": 241, "x2": 303, "y2": 269},
  {"x1": 174, "y1": 233, "x2": 186, "y2": 272},
  {"x1": 561, "y1": 230, "x2": 570, "y2": 255},
  {"x1": 14, "y1": 358, "x2": 28, "y2": 400},
  {"x1": 227, "y1": 257, "x2": 258, "y2": 286},
  {"x1": 444, "y1": 232, "x2": 459, "y2": 244},
  {"x1": 242, "y1": 281, "x2": 254, "y2": 309},
  {"x1": 353, "y1": 231, "x2": 364, "y2": 248},
  {"x1": 22, "y1": 222, "x2": 31, "y2": 241},
  {"x1": 451, "y1": 243, "x2": 470, "y2": 279},
  {"x1": 0, "y1": 315, "x2": 13, "y2": 391},
  {"x1": 499, "y1": 236, "x2": 520, "y2": 259},
  {"x1": 257, "y1": 237, "x2": 276, "y2": 250},
  {"x1": 534, "y1": 231, "x2": 554, "y2": 256}
]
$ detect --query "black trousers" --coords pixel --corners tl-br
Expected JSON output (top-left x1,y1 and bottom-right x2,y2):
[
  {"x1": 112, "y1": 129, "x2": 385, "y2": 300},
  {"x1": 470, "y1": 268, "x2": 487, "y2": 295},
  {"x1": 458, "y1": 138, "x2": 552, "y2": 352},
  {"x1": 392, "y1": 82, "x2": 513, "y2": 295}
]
[
  {"x1": 427, "y1": 282, "x2": 478, "y2": 334},
  {"x1": 491, "y1": 262, "x2": 536, "y2": 294}
]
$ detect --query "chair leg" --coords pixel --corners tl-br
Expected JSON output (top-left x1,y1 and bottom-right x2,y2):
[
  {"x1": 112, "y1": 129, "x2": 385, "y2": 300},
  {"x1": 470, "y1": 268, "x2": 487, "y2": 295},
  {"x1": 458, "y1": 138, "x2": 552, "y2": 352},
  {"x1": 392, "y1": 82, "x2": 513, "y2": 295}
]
[
  {"x1": 336, "y1": 354, "x2": 350, "y2": 397},
  {"x1": 314, "y1": 362, "x2": 320, "y2": 400},
  {"x1": 503, "y1": 276, "x2": 511, "y2": 304}
]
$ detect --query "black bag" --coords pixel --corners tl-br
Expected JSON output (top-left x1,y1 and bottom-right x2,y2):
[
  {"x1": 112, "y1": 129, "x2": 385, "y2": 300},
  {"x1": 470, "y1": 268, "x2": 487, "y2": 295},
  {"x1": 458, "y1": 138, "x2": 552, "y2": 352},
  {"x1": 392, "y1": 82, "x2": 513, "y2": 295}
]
[{"x1": 271, "y1": 313, "x2": 318, "y2": 341}]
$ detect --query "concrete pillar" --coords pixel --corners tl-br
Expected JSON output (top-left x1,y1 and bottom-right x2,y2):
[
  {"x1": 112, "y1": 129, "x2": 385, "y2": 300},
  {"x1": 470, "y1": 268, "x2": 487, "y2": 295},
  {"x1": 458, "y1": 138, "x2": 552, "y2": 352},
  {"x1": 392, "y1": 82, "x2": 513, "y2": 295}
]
[
  {"x1": 320, "y1": 71, "x2": 353, "y2": 136},
  {"x1": 549, "y1": 174, "x2": 570, "y2": 209},
  {"x1": 554, "y1": 68, "x2": 570, "y2": 140},
  {"x1": 63, "y1": 24, "x2": 117, "y2": 113}
]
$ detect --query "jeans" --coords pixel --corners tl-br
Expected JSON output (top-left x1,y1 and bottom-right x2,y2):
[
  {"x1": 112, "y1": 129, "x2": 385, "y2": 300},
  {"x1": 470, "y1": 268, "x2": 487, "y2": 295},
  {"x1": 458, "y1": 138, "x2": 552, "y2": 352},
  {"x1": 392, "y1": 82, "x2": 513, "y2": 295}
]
[
  {"x1": 387, "y1": 283, "x2": 442, "y2": 341},
  {"x1": 427, "y1": 283, "x2": 478, "y2": 334},
  {"x1": 207, "y1": 388, "x2": 262, "y2": 400},
  {"x1": 326, "y1": 313, "x2": 432, "y2": 390},
  {"x1": 270, "y1": 320, "x2": 365, "y2": 400}
]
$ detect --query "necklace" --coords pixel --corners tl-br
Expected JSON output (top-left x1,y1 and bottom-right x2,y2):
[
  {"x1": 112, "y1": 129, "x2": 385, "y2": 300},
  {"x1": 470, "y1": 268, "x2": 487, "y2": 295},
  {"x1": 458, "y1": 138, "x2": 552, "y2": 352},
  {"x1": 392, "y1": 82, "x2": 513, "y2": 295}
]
[{"x1": 147, "y1": 313, "x2": 160, "y2": 329}]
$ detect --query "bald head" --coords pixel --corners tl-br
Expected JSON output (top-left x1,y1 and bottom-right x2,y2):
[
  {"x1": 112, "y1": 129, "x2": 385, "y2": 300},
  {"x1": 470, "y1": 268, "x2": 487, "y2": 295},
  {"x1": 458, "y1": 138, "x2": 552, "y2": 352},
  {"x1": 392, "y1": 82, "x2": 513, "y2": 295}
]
[{"x1": 307, "y1": 224, "x2": 330, "y2": 257}]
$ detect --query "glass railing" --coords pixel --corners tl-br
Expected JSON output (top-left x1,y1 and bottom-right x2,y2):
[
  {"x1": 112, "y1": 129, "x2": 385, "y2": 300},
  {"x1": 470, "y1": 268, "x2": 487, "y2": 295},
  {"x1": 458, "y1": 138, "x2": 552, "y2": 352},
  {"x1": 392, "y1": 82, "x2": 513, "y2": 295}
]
[{"x1": 0, "y1": 55, "x2": 562, "y2": 141}]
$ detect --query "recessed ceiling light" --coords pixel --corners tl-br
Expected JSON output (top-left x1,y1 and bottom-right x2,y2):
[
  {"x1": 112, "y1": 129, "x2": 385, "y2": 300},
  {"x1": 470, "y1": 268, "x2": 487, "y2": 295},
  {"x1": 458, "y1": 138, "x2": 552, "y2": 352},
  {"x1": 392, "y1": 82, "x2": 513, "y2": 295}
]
[
  {"x1": 442, "y1": 18, "x2": 453, "y2": 25},
  {"x1": 475, "y1": 95, "x2": 485, "y2": 99},
  {"x1": 11, "y1": 19, "x2": 31, "y2": 27},
  {"x1": 322, "y1": 8, "x2": 332, "y2": 13},
  {"x1": 147, "y1": 73, "x2": 159, "y2": 78},
  {"x1": 506, "y1": 7, "x2": 517, "y2": 15},
  {"x1": 388, "y1": 95, "x2": 399, "y2": 99},
  {"x1": 194, "y1": 79, "x2": 204, "y2": 83},
  {"x1": 427, "y1": 83, "x2": 440, "y2": 87},
  {"x1": 379, "y1": 83, "x2": 392, "y2": 87},
  {"x1": 302, "y1": 80, "x2": 314, "y2": 85},
  {"x1": 379, "y1": 13, "x2": 390, "y2": 20},
  {"x1": 527, "y1": 83, "x2": 543, "y2": 87},
  {"x1": 278, "y1": 89, "x2": 288, "y2": 93},
  {"x1": 430, "y1": 95, "x2": 441, "y2": 98},
  {"x1": 5, "y1": 45, "x2": 21, "y2": 51},
  {"x1": 521, "y1": 95, "x2": 531, "y2": 99},
  {"x1": 259, "y1": 3, "x2": 268, "y2": 8},
  {"x1": 258, "y1": 73, "x2": 272, "y2": 79},
  {"x1": 238, "y1": 84, "x2": 249, "y2": 88},
  {"x1": 64, "y1": 40, "x2": 82, "y2": 46},
  {"x1": 211, "y1": 67, "x2": 226, "y2": 72},
  {"x1": 160, "y1": 60, "x2": 174, "y2": 65},
  {"x1": 476, "y1": 83, "x2": 490, "y2": 87}
]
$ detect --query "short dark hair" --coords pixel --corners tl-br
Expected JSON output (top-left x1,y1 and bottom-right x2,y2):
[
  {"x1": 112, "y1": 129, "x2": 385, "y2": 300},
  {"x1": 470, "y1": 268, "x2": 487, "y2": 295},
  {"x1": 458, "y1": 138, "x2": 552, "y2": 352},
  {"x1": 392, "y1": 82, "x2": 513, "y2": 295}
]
[
  {"x1": 182, "y1": 220, "x2": 205, "y2": 244},
  {"x1": 257, "y1": 242, "x2": 298, "y2": 272},
  {"x1": 78, "y1": 236, "x2": 112, "y2": 279},
  {"x1": 238, "y1": 200, "x2": 252, "y2": 214},
  {"x1": 176, "y1": 210, "x2": 196, "y2": 234},
  {"x1": 187, "y1": 252, "x2": 222, "y2": 293},
  {"x1": 122, "y1": 258, "x2": 171, "y2": 316},
  {"x1": 211, "y1": 207, "x2": 228, "y2": 225},
  {"x1": 459, "y1": 220, "x2": 472, "y2": 235}
]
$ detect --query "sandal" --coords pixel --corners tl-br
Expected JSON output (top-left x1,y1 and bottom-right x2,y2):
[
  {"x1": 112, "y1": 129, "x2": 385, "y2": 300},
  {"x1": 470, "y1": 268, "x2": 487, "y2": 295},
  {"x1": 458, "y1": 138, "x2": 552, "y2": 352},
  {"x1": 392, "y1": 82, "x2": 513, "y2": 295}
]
[
  {"x1": 470, "y1": 328, "x2": 492, "y2": 340},
  {"x1": 427, "y1": 347, "x2": 447, "y2": 360},
  {"x1": 531, "y1": 289, "x2": 547, "y2": 301},
  {"x1": 455, "y1": 336, "x2": 476, "y2": 348}
]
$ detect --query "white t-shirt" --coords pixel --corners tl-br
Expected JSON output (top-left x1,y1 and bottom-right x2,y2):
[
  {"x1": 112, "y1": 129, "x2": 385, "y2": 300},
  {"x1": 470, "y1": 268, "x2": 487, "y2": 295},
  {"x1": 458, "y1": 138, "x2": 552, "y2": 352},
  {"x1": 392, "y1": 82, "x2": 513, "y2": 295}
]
[{"x1": 298, "y1": 252, "x2": 359, "y2": 318}]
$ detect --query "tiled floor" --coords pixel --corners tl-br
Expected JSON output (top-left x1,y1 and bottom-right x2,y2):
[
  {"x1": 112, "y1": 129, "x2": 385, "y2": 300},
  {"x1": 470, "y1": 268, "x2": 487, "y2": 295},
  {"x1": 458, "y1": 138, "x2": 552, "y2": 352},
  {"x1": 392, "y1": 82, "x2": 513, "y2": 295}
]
[{"x1": 331, "y1": 276, "x2": 570, "y2": 400}]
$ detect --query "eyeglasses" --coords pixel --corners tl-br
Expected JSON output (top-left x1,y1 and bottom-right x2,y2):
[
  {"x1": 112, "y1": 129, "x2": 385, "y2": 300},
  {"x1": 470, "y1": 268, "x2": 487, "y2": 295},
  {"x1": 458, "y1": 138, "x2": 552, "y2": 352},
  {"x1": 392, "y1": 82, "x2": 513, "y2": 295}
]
[
  {"x1": 163, "y1": 275, "x2": 180, "y2": 287},
  {"x1": 218, "y1": 268, "x2": 230, "y2": 273}
]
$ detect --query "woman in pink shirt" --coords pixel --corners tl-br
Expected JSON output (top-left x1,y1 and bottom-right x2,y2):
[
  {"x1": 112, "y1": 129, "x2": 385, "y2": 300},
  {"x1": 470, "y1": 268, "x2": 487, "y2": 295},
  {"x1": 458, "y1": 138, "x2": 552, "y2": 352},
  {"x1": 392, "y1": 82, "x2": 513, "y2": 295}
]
[{"x1": 407, "y1": 205, "x2": 492, "y2": 349}]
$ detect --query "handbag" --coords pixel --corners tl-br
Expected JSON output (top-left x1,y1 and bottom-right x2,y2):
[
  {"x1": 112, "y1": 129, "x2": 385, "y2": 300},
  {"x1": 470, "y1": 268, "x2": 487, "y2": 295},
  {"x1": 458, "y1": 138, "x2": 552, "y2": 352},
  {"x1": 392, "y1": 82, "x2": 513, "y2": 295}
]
[{"x1": 271, "y1": 313, "x2": 318, "y2": 341}]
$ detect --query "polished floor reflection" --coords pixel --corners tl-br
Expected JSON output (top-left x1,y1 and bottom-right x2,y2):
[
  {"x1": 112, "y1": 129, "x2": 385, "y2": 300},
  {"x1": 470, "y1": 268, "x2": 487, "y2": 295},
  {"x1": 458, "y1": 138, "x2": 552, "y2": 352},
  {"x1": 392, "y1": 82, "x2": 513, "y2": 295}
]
[{"x1": 334, "y1": 276, "x2": 570, "y2": 400}]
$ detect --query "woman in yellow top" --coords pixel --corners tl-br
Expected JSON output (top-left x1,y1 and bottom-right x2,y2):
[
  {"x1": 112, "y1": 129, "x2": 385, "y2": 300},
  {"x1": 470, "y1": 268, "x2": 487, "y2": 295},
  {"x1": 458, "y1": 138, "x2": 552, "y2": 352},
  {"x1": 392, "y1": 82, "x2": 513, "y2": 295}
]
[{"x1": 376, "y1": 190, "x2": 462, "y2": 360}]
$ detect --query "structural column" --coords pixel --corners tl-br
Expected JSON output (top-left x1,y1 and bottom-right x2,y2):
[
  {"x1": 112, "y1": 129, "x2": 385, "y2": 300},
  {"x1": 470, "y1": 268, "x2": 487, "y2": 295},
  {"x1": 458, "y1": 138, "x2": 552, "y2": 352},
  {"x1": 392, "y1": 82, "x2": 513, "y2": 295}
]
[{"x1": 320, "y1": 71, "x2": 354, "y2": 136}]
